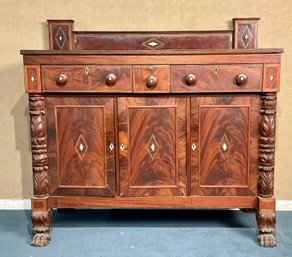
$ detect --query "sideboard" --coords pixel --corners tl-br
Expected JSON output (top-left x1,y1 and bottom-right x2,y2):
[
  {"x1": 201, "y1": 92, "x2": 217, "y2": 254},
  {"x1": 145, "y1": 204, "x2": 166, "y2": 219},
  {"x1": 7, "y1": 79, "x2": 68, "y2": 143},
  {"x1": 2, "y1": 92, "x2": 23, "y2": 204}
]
[{"x1": 21, "y1": 18, "x2": 283, "y2": 247}]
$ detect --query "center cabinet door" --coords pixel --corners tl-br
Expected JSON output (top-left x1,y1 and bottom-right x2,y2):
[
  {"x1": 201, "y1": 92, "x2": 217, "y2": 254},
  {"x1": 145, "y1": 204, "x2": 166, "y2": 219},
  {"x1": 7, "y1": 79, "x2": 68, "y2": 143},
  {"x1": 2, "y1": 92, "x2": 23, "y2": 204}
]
[
  {"x1": 46, "y1": 96, "x2": 115, "y2": 197},
  {"x1": 118, "y1": 97, "x2": 187, "y2": 197}
]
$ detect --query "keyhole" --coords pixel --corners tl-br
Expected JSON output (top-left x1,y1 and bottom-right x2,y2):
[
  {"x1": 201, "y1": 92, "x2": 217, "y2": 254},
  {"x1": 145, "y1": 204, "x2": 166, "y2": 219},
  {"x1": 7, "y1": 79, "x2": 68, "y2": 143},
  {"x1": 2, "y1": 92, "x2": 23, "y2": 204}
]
[{"x1": 214, "y1": 66, "x2": 219, "y2": 74}]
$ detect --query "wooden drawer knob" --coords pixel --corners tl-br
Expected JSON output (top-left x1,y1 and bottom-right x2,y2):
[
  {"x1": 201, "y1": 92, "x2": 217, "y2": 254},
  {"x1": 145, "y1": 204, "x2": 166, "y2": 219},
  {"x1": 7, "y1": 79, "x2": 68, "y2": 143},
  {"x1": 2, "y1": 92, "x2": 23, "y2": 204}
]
[
  {"x1": 236, "y1": 73, "x2": 248, "y2": 85},
  {"x1": 185, "y1": 73, "x2": 196, "y2": 85},
  {"x1": 146, "y1": 75, "x2": 157, "y2": 87},
  {"x1": 55, "y1": 73, "x2": 67, "y2": 85},
  {"x1": 105, "y1": 73, "x2": 117, "y2": 85}
]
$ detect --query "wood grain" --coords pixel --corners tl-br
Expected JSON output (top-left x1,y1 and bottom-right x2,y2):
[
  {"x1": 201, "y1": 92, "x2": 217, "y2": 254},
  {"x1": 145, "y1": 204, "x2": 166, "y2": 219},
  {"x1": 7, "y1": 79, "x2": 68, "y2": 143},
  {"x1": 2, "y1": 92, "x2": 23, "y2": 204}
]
[
  {"x1": 24, "y1": 65, "x2": 41, "y2": 92},
  {"x1": 233, "y1": 18, "x2": 259, "y2": 49},
  {"x1": 133, "y1": 65, "x2": 170, "y2": 93},
  {"x1": 49, "y1": 195, "x2": 257, "y2": 209},
  {"x1": 74, "y1": 31, "x2": 232, "y2": 50},
  {"x1": 22, "y1": 52, "x2": 282, "y2": 67},
  {"x1": 74, "y1": 31, "x2": 231, "y2": 50},
  {"x1": 42, "y1": 65, "x2": 132, "y2": 92},
  {"x1": 171, "y1": 64, "x2": 262, "y2": 92},
  {"x1": 263, "y1": 64, "x2": 280, "y2": 92},
  {"x1": 191, "y1": 95, "x2": 260, "y2": 196},
  {"x1": 48, "y1": 20, "x2": 74, "y2": 50},
  {"x1": 46, "y1": 96, "x2": 115, "y2": 197},
  {"x1": 118, "y1": 97, "x2": 187, "y2": 196}
]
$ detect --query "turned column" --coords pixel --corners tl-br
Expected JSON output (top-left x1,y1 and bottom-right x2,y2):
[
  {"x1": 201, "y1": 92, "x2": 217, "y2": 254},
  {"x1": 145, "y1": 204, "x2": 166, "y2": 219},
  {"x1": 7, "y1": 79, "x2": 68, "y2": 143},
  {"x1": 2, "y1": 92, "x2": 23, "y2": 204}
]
[
  {"x1": 29, "y1": 94, "x2": 52, "y2": 247},
  {"x1": 257, "y1": 93, "x2": 277, "y2": 247}
]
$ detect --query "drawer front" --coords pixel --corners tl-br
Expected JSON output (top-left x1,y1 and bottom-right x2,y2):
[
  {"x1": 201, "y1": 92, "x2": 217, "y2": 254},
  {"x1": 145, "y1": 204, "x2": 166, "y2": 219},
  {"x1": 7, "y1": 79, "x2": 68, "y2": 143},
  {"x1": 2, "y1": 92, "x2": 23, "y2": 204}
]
[
  {"x1": 171, "y1": 64, "x2": 262, "y2": 92},
  {"x1": 42, "y1": 65, "x2": 132, "y2": 92},
  {"x1": 133, "y1": 65, "x2": 170, "y2": 93}
]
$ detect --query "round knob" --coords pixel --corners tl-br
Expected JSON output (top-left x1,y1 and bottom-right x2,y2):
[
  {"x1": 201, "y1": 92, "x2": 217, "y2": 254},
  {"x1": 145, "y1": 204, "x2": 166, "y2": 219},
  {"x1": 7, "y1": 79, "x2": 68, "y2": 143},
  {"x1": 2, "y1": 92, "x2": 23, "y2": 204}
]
[
  {"x1": 55, "y1": 73, "x2": 67, "y2": 85},
  {"x1": 236, "y1": 73, "x2": 248, "y2": 85},
  {"x1": 185, "y1": 73, "x2": 196, "y2": 85},
  {"x1": 146, "y1": 75, "x2": 157, "y2": 87},
  {"x1": 105, "y1": 73, "x2": 117, "y2": 85}
]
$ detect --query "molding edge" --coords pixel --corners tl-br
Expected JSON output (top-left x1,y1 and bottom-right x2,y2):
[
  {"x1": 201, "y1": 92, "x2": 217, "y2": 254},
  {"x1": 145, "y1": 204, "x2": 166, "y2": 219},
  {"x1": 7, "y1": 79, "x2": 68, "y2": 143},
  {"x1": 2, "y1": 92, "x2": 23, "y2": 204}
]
[{"x1": 0, "y1": 199, "x2": 292, "y2": 211}]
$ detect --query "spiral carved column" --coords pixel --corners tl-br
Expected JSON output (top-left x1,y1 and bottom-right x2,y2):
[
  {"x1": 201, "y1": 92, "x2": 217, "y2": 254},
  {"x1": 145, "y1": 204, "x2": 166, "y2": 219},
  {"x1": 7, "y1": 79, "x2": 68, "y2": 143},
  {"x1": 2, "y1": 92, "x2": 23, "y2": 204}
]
[
  {"x1": 257, "y1": 93, "x2": 277, "y2": 247},
  {"x1": 29, "y1": 94, "x2": 51, "y2": 247}
]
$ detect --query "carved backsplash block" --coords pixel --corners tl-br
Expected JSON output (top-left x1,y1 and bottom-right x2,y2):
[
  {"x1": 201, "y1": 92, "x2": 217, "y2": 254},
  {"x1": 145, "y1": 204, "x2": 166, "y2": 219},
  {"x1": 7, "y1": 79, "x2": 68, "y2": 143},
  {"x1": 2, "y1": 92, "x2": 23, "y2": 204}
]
[
  {"x1": 233, "y1": 18, "x2": 260, "y2": 49},
  {"x1": 47, "y1": 20, "x2": 74, "y2": 50}
]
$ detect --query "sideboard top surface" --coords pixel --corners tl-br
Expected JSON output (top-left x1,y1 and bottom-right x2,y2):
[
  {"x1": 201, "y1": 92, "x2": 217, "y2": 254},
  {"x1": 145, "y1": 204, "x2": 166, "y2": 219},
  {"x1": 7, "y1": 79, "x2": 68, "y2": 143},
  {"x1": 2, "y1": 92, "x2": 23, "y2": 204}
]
[{"x1": 20, "y1": 48, "x2": 283, "y2": 56}]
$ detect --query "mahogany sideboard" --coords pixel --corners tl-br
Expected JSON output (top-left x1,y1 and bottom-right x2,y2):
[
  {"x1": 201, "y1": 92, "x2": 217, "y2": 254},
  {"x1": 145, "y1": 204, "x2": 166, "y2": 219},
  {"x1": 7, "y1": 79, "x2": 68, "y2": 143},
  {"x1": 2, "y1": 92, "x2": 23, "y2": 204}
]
[{"x1": 21, "y1": 18, "x2": 283, "y2": 247}]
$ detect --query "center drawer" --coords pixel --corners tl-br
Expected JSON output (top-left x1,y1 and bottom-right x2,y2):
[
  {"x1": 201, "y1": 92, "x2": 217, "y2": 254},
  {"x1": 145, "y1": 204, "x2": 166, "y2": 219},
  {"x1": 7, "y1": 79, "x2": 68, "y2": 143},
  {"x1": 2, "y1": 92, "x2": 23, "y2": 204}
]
[
  {"x1": 171, "y1": 64, "x2": 262, "y2": 92},
  {"x1": 42, "y1": 65, "x2": 132, "y2": 92},
  {"x1": 133, "y1": 65, "x2": 170, "y2": 93}
]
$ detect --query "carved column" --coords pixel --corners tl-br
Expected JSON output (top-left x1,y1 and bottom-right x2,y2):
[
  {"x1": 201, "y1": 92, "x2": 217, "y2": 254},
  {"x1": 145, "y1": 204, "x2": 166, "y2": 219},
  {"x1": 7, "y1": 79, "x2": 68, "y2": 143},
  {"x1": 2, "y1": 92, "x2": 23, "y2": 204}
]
[
  {"x1": 29, "y1": 94, "x2": 51, "y2": 247},
  {"x1": 257, "y1": 93, "x2": 277, "y2": 247}
]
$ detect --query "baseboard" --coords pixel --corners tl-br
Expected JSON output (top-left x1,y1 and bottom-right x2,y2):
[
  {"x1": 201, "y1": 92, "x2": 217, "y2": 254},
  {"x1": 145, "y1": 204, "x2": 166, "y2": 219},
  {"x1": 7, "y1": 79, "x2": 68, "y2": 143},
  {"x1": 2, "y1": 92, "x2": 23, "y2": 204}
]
[
  {"x1": 0, "y1": 199, "x2": 31, "y2": 210},
  {"x1": 0, "y1": 199, "x2": 292, "y2": 210},
  {"x1": 276, "y1": 200, "x2": 292, "y2": 211}
]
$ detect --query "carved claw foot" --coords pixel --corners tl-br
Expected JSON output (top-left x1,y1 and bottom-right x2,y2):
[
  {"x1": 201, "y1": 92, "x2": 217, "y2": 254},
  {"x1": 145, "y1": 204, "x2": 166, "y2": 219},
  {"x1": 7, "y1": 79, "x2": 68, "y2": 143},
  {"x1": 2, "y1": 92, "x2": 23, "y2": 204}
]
[
  {"x1": 31, "y1": 209, "x2": 52, "y2": 247},
  {"x1": 258, "y1": 232, "x2": 277, "y2": 248},
  {"x1": 256, "y1": 201, "x2": 276, "y2": 248},
  {"x1": 31, "y1": 232, "x2": 51, "y2": 247}
]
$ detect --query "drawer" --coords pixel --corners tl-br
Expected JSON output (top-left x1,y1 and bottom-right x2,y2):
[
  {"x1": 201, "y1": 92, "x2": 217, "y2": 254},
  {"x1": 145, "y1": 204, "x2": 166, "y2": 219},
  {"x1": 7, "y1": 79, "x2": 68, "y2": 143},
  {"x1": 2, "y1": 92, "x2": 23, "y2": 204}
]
[
  {"x1": 171, "y1": 64, "x2": 262, "y2": 92},
  {"x1": 42, "y1": 65, "x2": 132, "y2": 92},
  {"x1": 133, "y1": 65, "x2": 170, "y2": 93}
]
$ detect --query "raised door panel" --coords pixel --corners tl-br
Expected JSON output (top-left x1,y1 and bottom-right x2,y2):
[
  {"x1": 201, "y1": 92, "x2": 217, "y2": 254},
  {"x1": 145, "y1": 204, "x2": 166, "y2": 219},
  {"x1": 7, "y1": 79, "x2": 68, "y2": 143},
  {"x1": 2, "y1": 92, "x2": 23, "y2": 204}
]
[
  {"x1": 119, "y1": 97, "x2": 187, "y2": 197},
  {"x1": 191, "y1": 96, "x2": 260, "y2": 196},
  {"x1": 46, "y1": 96, "x2": 115, "y2": 196}
]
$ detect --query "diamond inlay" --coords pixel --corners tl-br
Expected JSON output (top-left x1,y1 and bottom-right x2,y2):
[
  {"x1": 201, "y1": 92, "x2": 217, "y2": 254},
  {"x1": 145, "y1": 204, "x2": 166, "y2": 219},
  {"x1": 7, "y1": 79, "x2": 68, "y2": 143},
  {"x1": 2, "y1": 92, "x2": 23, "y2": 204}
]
[
  {"x1": 142, "y1": 38, "x2": 164, "y2": 49},
  {"x1": 55, "y1": 27, "x2": 67, "y2": 50},
  {"x1": 109, "y1": 143, "x2": 114, "y2": 151},
  {"x1": 240, "y1": 25, "x2": 253, "y2": 48},
  {"x1": 147, "y1": 134, "x2": 160, "y2": 159},
  {"x1": 75, "y1": 134, "x2": 88, "y2": 160},
  {"x1": 218, "y1": 134, "x2": 231, "y2": 159}
]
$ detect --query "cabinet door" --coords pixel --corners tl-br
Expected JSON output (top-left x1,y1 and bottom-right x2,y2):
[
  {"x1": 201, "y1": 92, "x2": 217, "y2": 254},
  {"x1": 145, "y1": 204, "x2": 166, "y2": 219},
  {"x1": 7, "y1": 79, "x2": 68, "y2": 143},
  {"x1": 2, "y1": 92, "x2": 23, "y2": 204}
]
[
  {"x1": 191, "y1": 96, "x2": 260, "y2": 196},
  {"x1": 46, "y1": 96, "x2": 115, "y2": 196},
  {"x1": 118, "y1": 97, "x2": 187, "y2": 197}
]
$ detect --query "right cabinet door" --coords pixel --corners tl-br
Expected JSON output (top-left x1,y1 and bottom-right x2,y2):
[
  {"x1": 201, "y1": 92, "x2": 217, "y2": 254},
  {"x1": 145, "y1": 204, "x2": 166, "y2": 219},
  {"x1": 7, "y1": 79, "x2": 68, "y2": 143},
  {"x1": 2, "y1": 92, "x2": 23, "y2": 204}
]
[{"x1": 191, "y1": 96, "x2": 260, "y2": 196}]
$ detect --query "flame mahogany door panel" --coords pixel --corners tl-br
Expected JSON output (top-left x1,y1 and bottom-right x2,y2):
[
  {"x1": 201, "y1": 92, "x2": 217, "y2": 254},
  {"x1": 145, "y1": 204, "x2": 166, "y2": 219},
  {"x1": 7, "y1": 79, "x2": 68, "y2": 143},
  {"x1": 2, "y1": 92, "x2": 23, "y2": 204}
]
[
  {"x1": 118, "y1": 97, "x2": 187, "y2": 197},
  {"x1": 46, "y1": 96, "x2": 115, "y2": 196},
  {"x1": 191, "y1": 96, "x2": 260, "y2": 196}
]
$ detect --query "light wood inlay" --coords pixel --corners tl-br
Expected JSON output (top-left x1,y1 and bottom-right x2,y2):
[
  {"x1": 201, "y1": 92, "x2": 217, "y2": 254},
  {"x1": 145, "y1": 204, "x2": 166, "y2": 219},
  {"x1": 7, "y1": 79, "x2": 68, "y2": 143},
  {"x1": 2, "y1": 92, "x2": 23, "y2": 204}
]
[
  {"x1": 24, "y1": 65, "x2": 41, "y2": 92},
  {"x1": 263, "y1": 64, "x2": 280, "y2": 92}
]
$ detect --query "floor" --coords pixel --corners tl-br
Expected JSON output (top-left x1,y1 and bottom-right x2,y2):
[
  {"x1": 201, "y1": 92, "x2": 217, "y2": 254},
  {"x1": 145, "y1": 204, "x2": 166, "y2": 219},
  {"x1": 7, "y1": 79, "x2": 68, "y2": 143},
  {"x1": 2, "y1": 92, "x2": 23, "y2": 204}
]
[{"x1": 0, "y1": 209, "x2": 291, "y2": 257}]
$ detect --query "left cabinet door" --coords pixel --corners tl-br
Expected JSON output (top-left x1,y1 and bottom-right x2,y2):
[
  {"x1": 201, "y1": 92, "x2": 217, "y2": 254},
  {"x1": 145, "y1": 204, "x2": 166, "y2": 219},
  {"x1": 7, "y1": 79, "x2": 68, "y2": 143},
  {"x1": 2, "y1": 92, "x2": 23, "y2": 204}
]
[{"x1": 46, "y1": 96, "x2": 115, "y2": 196}]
